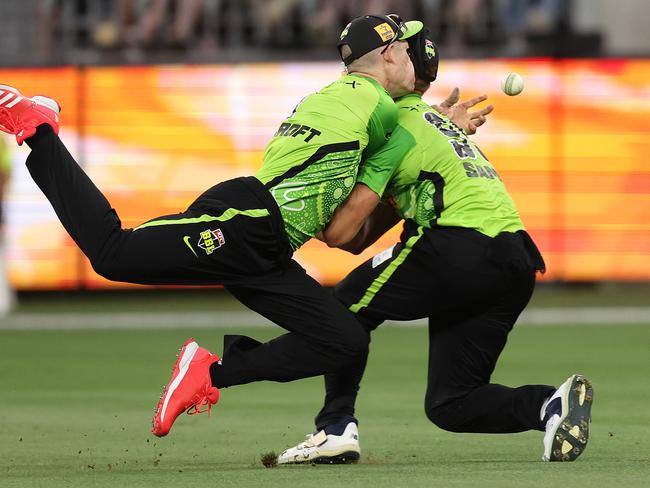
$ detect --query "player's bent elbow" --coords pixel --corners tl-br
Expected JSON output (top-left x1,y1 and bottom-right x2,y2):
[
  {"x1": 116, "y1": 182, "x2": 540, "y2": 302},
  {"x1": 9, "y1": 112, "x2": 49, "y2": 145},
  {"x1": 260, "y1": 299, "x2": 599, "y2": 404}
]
[
  {"x1": 323, "y1": 233, "x2": 365, "y2": 254},
  {"x1": 339, "y1": 240, "x2": 367, "y2": 255},
  {"x1": 346, "y1": 245, "x2": 366, "y2": 255},
  {"x1": 322, "y1": 230, "x2": 352, "y2": 249}
]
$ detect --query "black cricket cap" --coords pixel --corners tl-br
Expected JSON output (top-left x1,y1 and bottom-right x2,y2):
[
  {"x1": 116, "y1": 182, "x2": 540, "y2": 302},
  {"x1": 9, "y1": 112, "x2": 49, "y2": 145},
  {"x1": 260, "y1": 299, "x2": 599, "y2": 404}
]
[
  {"x1": 338, "y1": 14, "x2": 423, "y2": 66},
  {"x1": 407, "y1": 27, "x2": 440, "y2": 83}
]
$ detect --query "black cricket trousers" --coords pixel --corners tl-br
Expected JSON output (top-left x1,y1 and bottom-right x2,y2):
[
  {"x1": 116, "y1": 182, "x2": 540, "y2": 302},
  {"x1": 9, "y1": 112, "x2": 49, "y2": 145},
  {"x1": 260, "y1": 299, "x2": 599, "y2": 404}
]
[
  {"x1": 317, "y1": 220, "x2": 555, "y2": 433},
  {"x1": 25, "y1": 125, "x2": 369, "y2": 388}
]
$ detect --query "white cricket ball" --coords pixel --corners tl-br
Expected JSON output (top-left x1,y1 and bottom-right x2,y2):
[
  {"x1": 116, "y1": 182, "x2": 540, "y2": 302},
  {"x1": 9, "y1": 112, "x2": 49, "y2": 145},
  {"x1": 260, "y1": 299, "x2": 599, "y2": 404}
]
[{"x1": 501, "y1": 72, "x2": 524, "y2": 96}]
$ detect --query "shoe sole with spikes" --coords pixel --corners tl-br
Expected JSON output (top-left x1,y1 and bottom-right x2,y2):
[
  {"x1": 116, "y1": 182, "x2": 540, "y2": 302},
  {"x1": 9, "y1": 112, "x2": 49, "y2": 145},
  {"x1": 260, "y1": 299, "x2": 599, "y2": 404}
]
[{"x1": 543, "y1": 374, "x2": 593, "y2": 461}]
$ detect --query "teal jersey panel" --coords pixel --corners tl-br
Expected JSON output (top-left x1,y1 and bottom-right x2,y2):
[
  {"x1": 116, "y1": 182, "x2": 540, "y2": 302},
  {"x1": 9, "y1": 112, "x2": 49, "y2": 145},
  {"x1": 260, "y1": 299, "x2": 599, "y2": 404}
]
[
  {"x1": 386, "y1": 93, "x2": 524, "y2": 237},
  {"x1": 256, "y1": 74, "x2": 397, "y2": 249}
]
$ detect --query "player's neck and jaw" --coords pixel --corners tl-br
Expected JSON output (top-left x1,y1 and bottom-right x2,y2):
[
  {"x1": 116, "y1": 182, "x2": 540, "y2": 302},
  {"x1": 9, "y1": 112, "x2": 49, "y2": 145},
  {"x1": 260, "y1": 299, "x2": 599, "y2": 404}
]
[
  {"x1": 394, "y1": 81, "x2": 429, "y2": 104},
  {"x1": 413, "y1": 79, "x2": 431, "y2": 96},
  {"x1": 346, "y1": 43, "x2": 414, "y2": 98}
]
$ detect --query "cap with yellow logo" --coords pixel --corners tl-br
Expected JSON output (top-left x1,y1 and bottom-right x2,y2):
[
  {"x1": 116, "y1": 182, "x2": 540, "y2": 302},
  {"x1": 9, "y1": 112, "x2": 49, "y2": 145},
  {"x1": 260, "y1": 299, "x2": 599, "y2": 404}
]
[{"x1": 338, "y1": 14, "x2": 423, "y2": 66}]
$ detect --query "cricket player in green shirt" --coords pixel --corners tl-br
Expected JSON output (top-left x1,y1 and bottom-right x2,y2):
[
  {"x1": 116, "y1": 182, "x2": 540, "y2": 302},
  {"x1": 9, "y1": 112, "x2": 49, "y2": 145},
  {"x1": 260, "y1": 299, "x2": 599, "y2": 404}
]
[
  {"x1": 278, "y1": 23, "x2": 593, "y2": 465},
  {"x1": 0, "y1": 15, "x2": 428, "y2": 440}
]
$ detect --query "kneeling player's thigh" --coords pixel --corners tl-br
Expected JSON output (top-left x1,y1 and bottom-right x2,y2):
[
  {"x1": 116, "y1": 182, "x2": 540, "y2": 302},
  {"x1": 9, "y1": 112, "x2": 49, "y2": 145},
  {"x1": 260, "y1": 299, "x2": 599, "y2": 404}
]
[
  {"x1": 425, "y1": 274, "x2": 536, "y2": 404},
  {"x1": 425, "y1": 312, "x2": 513, "y2": 407}
]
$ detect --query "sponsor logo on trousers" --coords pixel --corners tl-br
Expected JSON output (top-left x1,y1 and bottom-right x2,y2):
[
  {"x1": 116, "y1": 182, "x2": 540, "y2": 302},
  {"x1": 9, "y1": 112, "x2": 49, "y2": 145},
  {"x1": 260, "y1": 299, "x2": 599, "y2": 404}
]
[{"x1": 198, "y1": 228, "x2": 225, "y2": 255}]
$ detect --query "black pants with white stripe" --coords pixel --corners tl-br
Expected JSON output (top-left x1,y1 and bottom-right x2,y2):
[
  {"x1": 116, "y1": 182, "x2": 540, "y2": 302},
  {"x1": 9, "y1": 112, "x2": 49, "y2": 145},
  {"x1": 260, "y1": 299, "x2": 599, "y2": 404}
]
[
  {"x1": 25, "y1": 125, "x2": 369, "y2": 387},
  {"x1": 316, "y1": 221, "x2": 555, "y2": 433}
]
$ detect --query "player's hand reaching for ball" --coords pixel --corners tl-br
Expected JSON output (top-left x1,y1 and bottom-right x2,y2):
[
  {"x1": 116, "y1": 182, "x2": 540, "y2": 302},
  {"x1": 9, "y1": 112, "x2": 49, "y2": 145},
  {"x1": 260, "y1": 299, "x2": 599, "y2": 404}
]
[{"x1": 433, "y1": 87, "x2": 494, "y2": 135}]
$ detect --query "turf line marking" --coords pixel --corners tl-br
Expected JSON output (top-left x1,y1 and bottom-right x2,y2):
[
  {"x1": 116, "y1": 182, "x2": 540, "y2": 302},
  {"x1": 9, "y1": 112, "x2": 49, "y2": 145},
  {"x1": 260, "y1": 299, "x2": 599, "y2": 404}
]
[{"x1": 0, "y1": 307, "x2": 648, "y2": 330}]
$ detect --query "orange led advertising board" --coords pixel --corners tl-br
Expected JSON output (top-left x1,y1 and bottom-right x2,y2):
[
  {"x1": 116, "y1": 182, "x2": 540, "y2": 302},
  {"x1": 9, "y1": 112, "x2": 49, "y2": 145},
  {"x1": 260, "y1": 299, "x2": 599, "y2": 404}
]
[{"x1": 0, "y1": 60, "x2": 648, "y2": 289}]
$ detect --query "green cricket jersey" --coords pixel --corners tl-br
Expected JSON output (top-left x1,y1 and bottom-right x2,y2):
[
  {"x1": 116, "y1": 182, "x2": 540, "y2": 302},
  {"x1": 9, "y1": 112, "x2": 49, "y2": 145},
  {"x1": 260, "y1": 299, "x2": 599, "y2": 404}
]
[
  {"x1": 359, "y1": 93, "x2": 524, "y2": 237},
  {"x1": 255, "y1": 74, "x2": 398, "y2": 250}
]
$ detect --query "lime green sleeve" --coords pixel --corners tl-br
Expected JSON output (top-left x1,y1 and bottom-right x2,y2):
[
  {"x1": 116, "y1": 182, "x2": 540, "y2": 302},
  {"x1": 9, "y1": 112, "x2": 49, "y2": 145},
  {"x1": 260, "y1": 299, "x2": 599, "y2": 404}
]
[
  {"x1": 357, "y1": 125, "x2": 416, "y2": 197},
  {"x1": 363, "y1": 90, "x2": 398, "y2": 159}
]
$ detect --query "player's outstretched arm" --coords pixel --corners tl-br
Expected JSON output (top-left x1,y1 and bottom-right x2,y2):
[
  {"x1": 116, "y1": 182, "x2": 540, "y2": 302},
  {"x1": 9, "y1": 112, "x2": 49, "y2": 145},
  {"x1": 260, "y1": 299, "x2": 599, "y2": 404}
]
[{"x1": 433, "y1": 87, "x2": 494, "y2": 135}]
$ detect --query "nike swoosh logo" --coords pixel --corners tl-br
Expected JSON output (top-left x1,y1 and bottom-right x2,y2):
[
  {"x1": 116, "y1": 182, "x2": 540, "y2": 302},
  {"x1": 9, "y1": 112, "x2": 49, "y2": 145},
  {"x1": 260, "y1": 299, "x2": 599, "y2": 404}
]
[{"x1": 183, "y1": 236, "x2": 197, "y2": 257}]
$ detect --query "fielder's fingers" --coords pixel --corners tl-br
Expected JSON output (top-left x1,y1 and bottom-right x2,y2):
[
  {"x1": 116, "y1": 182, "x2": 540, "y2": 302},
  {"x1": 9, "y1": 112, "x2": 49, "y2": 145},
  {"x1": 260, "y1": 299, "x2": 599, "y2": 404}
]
[
  {"x1": 439, "y1": 87, "x2": 460, "y2": 108},
  {"x1": 474, "y1": 115, "x2": 487, "y2": 126},
  {"x1": 480, "y1": 104, "x2": 494, "y2": 116},
  {"x1": 467, "y1": 105, "x2": 493, "y2": 122},
  {"x1": 466, "y1": 122, "x2": 478, "y2": 135},
  {"x1": 459, "y1": 94, "x2": 488, "y2": 109}
]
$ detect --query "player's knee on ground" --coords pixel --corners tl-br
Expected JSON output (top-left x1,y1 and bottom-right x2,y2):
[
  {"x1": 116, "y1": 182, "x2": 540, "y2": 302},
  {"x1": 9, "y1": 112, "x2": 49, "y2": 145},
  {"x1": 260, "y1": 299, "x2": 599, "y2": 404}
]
[{"x1": 424, "y1": 396, "x2": 468, "y2": 433}]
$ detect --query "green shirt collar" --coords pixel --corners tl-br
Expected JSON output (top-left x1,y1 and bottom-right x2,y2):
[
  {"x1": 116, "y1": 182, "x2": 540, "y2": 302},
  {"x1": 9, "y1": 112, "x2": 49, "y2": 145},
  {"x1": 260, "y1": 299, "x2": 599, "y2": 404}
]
[{"x1": 394, "y1": 92, "x2": 422, "y2": 103}]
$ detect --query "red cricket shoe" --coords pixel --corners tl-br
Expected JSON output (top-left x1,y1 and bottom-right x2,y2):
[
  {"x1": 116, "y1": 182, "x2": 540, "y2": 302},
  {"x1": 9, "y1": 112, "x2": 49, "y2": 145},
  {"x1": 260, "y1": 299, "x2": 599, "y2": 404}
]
[
  {"x1": 152, "y1": 338, "x2": 221, "y2": 437},
  {"x1": 0, "y1": 84, "x2": 60, "y2": 145}
]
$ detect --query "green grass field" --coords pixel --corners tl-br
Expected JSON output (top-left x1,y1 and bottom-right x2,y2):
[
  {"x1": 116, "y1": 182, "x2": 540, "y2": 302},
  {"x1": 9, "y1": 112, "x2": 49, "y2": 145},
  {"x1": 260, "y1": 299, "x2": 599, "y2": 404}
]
[{"x1": 1, "y1": 312, "x2": 649, "y2": 488}]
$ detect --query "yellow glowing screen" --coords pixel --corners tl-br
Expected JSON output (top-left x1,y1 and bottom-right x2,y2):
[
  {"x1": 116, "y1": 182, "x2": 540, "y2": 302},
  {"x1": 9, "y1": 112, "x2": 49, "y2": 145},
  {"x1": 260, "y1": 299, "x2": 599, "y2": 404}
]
[{"x1": 0, "y1": 60, "x2": 648, "y2": 289}]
